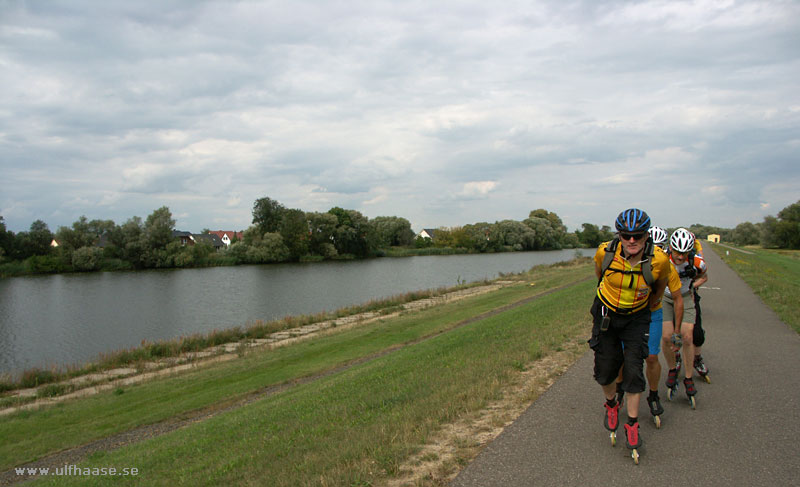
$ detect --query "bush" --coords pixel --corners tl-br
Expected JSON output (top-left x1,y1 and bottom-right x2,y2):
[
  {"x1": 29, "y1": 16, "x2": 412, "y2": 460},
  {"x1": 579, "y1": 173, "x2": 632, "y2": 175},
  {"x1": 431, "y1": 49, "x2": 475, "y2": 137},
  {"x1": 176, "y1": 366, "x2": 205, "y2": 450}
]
[
  {"x1": 319, "y1": 242, "x2": 338, "y2": 259},
  {"x1": 26, "y1": 255, "x2": 69, "y2": 273},
  {"x1": 72, "y1": 246, "x2": 103, "y2": 271}
]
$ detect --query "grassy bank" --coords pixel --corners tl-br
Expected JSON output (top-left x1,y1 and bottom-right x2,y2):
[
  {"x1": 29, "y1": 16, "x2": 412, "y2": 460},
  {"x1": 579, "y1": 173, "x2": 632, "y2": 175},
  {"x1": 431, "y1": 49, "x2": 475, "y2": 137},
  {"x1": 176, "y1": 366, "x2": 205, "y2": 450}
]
[
  {"x1": 31, "y1": 280, "x2": 594, "y2": 486},
  {"x1": 2, "y1": 260, "x2": 593, "y2": 480},
  {"x1": 713, "y1": 244, "x2": 800, "y2": 333},
  {"x1": 0, "y1": 282, "x2": 488, "y2": 393}
]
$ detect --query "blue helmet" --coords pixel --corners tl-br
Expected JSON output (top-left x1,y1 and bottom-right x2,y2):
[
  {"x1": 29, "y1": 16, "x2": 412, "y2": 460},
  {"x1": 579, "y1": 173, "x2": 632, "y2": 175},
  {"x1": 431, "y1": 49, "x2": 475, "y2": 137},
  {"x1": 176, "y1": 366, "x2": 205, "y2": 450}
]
[{"x1": 615, "y1": 208, "x2": 651, "y2": 233}]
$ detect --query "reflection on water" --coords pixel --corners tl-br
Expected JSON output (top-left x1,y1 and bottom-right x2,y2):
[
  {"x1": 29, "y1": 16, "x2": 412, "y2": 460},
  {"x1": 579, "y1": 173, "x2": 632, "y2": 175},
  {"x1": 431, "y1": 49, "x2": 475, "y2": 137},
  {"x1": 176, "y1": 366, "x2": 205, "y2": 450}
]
[{"x1": 0, "y1": 249, "x2": 592, "y2": 376}]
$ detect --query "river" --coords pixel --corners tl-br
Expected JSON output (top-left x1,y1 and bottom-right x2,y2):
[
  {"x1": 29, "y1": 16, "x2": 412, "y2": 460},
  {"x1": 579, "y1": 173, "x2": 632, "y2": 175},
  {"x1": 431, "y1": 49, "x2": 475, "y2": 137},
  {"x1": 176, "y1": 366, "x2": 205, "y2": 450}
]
[{"x1": 0, "y1": 249, "x2": 592, "y2": 377}]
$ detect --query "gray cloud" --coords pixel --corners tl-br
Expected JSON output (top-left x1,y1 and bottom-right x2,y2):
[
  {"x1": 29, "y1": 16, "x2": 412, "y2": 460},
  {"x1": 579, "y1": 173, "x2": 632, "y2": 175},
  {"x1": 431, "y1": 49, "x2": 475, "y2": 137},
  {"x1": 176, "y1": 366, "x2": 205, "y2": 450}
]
[{"x1": 2, "y1": 0, "x2": 799, "y2": 233}]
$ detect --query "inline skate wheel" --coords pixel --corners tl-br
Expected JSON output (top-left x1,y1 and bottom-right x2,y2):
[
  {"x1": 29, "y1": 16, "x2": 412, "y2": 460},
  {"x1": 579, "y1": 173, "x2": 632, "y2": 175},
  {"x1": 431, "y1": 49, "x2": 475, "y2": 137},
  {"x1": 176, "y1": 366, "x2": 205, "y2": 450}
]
[
  {"x1": 702, "y1": 375, "x2": 711, "y2": 384},
  {"x1": 631, "y1": 448, "x2": 640, "y2": 465},
  {"x1": 689, "y1": 396, "x2": 696, "y2": 409},
  {"x1": 653, "y1": 415, "x2": 661, "y2": 429},
  {"x1": 610, "y1": 431, "x2": 616, "y2": 447}
]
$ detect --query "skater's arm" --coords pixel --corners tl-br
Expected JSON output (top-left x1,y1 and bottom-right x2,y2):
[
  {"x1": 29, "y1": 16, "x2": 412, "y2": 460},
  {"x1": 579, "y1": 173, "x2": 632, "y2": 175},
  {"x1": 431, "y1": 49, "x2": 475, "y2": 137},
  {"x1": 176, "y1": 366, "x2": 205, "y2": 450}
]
[
  {"x1": 648, "y1": 277, "x2": 667, "y2": 310},
  {"x1": 692, "y1": 271, "x2": 708, "y2": 290}
]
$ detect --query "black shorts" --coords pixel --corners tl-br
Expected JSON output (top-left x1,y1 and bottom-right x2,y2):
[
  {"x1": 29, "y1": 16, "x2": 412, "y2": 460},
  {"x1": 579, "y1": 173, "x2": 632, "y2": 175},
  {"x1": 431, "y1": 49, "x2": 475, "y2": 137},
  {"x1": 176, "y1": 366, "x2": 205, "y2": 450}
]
[{"x1": 588, "y1": 297, "x2": 650, "y2": 393}]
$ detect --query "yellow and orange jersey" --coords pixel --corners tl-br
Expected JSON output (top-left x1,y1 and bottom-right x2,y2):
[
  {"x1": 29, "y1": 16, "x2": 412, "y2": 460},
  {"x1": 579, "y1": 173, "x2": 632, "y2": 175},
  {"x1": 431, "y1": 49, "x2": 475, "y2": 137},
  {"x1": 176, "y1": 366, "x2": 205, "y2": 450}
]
[
  {"x1": 594, "y1": 242, "x2": 673, "y2": 314},
  {"x1": 650, "y1": 247, "x2": 681, "y2": 311}
]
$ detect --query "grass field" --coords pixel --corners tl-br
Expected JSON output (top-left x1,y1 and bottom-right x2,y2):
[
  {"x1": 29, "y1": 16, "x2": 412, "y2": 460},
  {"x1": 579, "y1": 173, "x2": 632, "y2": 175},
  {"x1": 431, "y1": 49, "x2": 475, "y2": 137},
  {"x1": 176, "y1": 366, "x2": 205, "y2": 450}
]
[
  {"x1": 2, "y1": 260, "x2": 596, "y2": 486},
  {"x1": 713, "y1": 244, "x2": 800, "y2": 334}
]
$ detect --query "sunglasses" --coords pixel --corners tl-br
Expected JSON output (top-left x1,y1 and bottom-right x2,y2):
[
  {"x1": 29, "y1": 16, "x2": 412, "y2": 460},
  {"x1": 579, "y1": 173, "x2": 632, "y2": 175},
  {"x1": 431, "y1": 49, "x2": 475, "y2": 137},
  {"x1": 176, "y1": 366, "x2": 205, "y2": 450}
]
[{"x1": 619, "y1": 232, "x2": 647, "y2": 241}]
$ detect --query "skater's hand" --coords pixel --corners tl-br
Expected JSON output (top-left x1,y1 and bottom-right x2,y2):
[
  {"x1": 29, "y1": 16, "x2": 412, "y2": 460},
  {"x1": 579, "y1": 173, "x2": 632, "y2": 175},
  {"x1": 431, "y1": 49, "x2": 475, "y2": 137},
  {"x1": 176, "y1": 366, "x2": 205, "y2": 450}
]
[{"x1": 670, "y1": 333, "x2": 682, "y2": 349}]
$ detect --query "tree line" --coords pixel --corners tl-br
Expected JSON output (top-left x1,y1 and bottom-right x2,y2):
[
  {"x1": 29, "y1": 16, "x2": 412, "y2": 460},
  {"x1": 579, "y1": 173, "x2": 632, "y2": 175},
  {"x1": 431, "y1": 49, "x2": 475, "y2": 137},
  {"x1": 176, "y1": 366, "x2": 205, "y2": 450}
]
[
  {"x1": 664, "y1": 200, "x2": 800, "y2": 249},
  {"x1": 1, "y1": 198, "x2": 798, "y2": 275}
]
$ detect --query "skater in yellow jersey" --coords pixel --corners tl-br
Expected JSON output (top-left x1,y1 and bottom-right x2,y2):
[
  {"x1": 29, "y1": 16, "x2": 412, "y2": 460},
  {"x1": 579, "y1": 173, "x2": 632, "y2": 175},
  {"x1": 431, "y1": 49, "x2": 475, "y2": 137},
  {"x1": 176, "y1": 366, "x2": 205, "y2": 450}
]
[
  {"x1": 590, "y1": 209, "x2": 675, "y2": 464},
  {"x1": 613, "y1": 225, "x2": 682, "y2": 429}
]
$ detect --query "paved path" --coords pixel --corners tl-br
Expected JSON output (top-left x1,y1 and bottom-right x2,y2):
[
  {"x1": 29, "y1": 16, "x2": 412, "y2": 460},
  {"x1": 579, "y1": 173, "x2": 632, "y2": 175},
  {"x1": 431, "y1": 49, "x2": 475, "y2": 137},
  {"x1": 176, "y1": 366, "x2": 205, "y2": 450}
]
[{"x1": 453, "y1": 245, "x2": 800, "y2": 486}]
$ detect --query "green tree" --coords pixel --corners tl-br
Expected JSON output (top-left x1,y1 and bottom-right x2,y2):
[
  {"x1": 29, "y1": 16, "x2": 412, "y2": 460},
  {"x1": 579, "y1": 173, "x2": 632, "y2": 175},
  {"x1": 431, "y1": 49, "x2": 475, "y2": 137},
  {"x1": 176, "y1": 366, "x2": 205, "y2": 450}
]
[
  {"x1": 414, "y1": 235, "x2": 433, "y2": 248},
  {"x1": 731, "y1": 222, "x2": 760, "y2": 246},
  {"x1": 494, "y1": 220, "x2": 535, "y2": 251},
  {"x1": 329, "y1": 208, "x2": 377, "y2": 257},
  {"x1": 306, "y1": 212, "x2": 338, "y2": 256},
  {"x1": 110, "y1": 216, "x2": 145, "y2": 266},
  {"x1": 0, "y1": 216, "x2": 12, "y2": 260},
  {"x1": 55, "y1": 216, "x2": 94, "y2": 252},
  {"x1": 522, "y1": 217, "x2": 560, "y2": 250},
  {"x1": 760, "y1": 200, "x2": 800, "y2": 249},
  {"x1": 431, "y1": 227, "x2": 453, "y2": 248},
  {"x1": 372, "y1": 216, "x2": 415, "y2": 247},
  {"x1": 71, "y1": 246, "x2": 103, "y2": 271},
  {"x1": 253, "y1": 197, "x2": 286, "y2": 234},
  {"x1": 8, "y1": 220, "x2": 53, "y2": 260},
  {"x1": 529, "y1": 209, "x2": 567, "y2": 246},
  {"x1": 280, "y1": 208, "x2": 310, "y2": 260},
  {"x1": 775, "y1": 200, "x2": 800, "y2": 249},
  {"x1": 261, "y1": 232, "x2": 290, "y2": 262},
  {"x1": 576, "y1": 223, "x2": 603, "y2": 248},
  {"x1": 461, "y1": 222, "x2": 499, "y2": 252},
  {"x1": 144, "y1": 207, "x2": 175, "y2": 250},
  {"x1": 27, "y1": 220, "x2": 54, "y2": 256}
]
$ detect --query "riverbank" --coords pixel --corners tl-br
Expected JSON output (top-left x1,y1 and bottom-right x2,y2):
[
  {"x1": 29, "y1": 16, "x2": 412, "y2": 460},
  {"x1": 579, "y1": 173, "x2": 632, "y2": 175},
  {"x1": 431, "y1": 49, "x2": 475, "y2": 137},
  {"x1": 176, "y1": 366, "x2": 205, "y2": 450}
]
[
  {"x1": 0, "y1": 279, "x2": 513, "y2": 414},
  {"x1": 0, "y1": 280, "x2": 493, "y2": 394},
  {"x1": 1, "y1": 258, "x2": 595, "y2": 486}
]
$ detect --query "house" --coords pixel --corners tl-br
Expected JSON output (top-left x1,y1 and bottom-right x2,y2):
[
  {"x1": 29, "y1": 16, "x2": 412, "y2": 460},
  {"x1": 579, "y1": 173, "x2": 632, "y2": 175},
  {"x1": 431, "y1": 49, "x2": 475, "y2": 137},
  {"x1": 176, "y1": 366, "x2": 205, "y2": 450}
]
[
  {"x1": 50, "y1": 239, "x2": 60, "y2": 248},
  {"x1": 417, "y1": 229, "x2": 437, "y2": 240},
  {"x1": 207, "y1": 230, "x2": 244, "y2": 247},
  {"x1": 172, "y1": 231, "x2": 194, "y2": 246},
  {"x1": 707, "y1": 234, "x2": 721, "y2": 243},
  {"x1": 192, "y1": 233, "x2": 224, "y2": 250},
  {"x1": 171, "y1": 231, "x2": 226, "y2": 250}
]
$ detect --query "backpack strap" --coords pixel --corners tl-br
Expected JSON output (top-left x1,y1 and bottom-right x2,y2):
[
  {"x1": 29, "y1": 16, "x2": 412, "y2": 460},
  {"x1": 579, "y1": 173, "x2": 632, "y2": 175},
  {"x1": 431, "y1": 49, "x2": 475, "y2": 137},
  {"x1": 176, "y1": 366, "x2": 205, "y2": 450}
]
[
  {"x1": 641, "y1": 239, "x2": 655, "y2": 288},
  {"x1": 598, "y1": 238, "x2": 620, "y2": 286},
  {"x1": 598, "y1": 237, "x2": 655, "y2": 289}
]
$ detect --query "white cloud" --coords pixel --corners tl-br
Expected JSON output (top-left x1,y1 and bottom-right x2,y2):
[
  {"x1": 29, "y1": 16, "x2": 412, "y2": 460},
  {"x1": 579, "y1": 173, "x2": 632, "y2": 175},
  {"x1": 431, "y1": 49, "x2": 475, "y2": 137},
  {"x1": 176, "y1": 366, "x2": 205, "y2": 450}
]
[
  {"x1": 459, "y1": 181, "x2": 498, "y2": 199},
  {"x1": 1, "y1": 0, "x2": 799, "y2": 233}
]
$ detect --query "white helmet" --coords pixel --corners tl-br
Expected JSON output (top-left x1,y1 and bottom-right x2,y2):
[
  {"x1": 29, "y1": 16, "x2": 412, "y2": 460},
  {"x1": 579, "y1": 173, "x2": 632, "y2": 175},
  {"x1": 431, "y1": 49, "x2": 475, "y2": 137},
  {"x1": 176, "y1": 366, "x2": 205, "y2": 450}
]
[
  {"x1": 648, "y1": 226, "x2": 668, "y2": 248},
  {"x1": 670, "y1": 228, "x2": 695, "y2": 253}
]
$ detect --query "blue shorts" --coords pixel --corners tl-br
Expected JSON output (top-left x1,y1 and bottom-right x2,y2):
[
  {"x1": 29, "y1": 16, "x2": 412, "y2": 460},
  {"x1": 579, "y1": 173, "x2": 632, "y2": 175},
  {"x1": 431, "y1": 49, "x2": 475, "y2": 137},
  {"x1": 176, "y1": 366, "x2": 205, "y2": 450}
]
[{"x1": 648, "y1": 308, "x2": 663, "y2": 356}]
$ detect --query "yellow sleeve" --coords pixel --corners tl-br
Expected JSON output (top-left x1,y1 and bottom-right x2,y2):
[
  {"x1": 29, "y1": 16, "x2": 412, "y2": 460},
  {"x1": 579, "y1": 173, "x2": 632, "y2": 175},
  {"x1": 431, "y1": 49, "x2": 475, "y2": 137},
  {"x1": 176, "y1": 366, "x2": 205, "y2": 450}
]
[
  {"x1": 695, "y1": 240, "x2": 704, "y2": 254},
  {"x1": 651, "y1": 248, "x2": 674, "y2": 284},
  {"x1": 667, "y1": 263, "x2": 681, "y2": 294}
]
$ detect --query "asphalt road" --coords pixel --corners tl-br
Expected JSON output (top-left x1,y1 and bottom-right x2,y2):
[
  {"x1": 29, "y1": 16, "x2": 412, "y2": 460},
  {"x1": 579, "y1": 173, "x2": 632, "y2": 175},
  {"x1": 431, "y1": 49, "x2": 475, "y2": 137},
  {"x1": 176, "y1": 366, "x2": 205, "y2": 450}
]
[{"x1": 452, "y1": 245, "x2": 800, "y2": 486}]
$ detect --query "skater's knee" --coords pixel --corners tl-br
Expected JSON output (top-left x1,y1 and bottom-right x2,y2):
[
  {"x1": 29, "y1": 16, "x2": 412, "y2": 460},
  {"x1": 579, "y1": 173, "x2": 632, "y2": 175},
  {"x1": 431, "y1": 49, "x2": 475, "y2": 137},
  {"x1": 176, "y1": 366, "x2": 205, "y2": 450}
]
[{"x1": 645, "y1": 354, "x2": 659, "y2": 365}]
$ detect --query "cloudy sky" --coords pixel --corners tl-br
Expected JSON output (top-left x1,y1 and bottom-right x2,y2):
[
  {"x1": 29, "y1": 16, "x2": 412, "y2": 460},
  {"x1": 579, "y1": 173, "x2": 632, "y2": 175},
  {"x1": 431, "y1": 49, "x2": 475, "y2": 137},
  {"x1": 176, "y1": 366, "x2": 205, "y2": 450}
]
[{"x1": 2, "y1": 0, "x2": 798, "y2": 234}]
